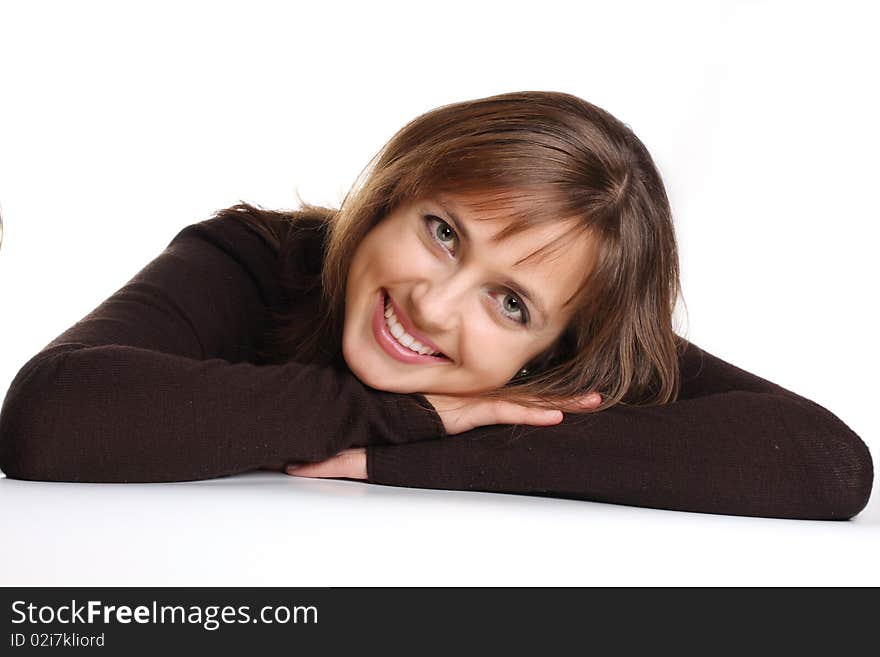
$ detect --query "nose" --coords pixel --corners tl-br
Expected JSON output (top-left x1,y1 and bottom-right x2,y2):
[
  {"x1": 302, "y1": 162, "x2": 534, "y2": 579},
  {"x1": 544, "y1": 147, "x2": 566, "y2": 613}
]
[{"x1": 409, "y1": 275, "x2": 470, "y2": 335}]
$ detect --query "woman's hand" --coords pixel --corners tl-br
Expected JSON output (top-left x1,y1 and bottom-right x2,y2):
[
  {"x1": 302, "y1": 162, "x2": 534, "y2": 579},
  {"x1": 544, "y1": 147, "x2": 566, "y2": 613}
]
[
  {"x1": 284, "y1": 448, "x2": 367, "y2": 480},
  {"x1": 423, "y1": 391, "x2": 602, "y2": 435}
]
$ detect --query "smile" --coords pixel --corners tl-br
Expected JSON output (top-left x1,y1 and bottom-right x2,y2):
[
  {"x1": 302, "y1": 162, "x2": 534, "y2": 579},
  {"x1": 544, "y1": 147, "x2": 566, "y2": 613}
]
[{"x1": 371, "y1": 290, "x2": 449, "y2": 365}]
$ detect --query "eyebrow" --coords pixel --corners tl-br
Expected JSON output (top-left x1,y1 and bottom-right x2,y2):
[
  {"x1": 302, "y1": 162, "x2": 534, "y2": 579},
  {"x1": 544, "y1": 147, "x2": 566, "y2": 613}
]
[{"x1": 433, "y1": 199, "x2": 549, "y2": 326}]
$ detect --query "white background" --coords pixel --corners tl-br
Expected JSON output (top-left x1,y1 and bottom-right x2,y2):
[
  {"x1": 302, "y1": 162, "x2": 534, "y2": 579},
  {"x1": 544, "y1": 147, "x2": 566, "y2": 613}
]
[{"x1": 1, "y1": 0, "x2": 878, "y2": 586}]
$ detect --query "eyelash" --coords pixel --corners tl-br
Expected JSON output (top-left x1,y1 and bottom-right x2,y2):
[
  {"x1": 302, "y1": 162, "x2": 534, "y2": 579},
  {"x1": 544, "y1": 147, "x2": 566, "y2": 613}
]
[{"x1": 422, "y1": 214, "x2": 531, "y2": 327}]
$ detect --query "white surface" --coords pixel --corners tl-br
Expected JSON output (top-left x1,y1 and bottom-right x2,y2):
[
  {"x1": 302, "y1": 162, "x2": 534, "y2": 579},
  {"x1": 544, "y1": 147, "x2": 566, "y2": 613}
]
[
  {"x1": 2, "y1": 472, "x2": 878, "y2": 587},
  {"x1": 1, "y1": 0, "x2": 878, "y2": 585}
]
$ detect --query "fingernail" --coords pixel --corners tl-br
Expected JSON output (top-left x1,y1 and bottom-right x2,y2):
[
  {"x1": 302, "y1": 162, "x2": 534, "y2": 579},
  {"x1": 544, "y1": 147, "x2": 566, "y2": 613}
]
[{"x1": 285, "y1": 465, "x2": 302, "y2": 475}]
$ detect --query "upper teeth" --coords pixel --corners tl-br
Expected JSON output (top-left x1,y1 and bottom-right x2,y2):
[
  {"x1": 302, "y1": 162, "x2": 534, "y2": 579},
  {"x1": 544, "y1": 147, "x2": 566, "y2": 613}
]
[{"x1": 384, "y1": 299, "x2": 442, "y2": 356}]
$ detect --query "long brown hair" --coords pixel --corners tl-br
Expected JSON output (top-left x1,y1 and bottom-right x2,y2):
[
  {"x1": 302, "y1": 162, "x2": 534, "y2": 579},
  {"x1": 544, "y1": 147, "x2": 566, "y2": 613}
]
[{"x1": 216, "y1": 90, "x2": 690, "y2": 412}]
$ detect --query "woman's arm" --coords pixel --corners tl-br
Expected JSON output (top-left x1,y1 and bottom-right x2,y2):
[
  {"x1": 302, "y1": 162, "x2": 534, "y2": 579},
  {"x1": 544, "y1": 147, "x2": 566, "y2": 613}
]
[
  {"x1": 365, "y1": 342, "x2": 873, "y2": 520},
  {"x1": 0, "y1": 213, "x2": 444, "y2": 483}
]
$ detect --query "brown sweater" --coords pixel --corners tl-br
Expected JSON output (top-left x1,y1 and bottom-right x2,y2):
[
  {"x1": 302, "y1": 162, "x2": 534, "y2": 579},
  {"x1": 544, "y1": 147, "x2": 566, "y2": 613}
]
[{"x1": 0, "y1": 210, "x2": 872, "y2": 520}]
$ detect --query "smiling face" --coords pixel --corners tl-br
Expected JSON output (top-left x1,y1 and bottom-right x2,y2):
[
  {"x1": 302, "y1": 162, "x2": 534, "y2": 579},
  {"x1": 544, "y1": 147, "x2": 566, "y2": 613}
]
[{"x1": 341, "y1": 193, "x2": 594, "y2": 395}]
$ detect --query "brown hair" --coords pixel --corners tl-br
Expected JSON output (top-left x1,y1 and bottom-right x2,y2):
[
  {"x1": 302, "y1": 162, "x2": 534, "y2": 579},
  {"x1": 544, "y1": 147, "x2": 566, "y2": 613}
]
[{"x1": 216, "y1": 90, "x2": 690, "y2": 413}]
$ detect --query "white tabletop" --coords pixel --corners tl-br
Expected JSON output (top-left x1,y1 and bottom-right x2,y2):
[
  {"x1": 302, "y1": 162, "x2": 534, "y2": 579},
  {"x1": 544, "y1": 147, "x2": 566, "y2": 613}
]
[{"x1": 2, "y1": 470, "x2": 878, "y2": 587}]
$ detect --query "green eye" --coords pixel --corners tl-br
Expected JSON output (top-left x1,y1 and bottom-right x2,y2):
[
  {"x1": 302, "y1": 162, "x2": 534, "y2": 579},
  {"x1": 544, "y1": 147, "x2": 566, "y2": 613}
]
[
  {"x1": 426, "y1": 215, "x2": 456, "y2": 252},
  {"x1": 492, "y1": 290, "x2": 529, "y2": 326},
  {"x1": 437, "y1": 223, "x2": 454, "y2": 242}
]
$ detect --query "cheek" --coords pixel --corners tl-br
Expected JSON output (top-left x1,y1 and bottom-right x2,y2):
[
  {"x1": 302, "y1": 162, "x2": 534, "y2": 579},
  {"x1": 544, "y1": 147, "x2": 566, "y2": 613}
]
[
  {"x1": 348, "y1": 233, "x2": 391, "y2": 290},
  {"x1": 376, "y1": 232, "x2": 435, "y2": 280},
  {"x1": 459, "y1": 325, "x2": 529, "y2": 378}
]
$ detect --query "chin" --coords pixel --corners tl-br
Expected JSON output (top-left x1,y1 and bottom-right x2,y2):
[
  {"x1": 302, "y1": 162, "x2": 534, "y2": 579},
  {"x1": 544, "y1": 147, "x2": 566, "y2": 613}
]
[
  {"x1": 341, "y1": 338, "x2": 369, "y2": 383},
  {"x1": 356, "y1": 368, "x2": 414, "y2": 394},
  {"x1": 342, "y1": 336, "x2": 395, "y2": 391}
]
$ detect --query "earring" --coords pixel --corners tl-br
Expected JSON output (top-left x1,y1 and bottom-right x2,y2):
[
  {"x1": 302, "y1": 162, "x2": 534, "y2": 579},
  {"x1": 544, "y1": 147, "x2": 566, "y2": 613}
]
[{"x1": 516, "y1": 367, "x2": 529, "y2": 379}]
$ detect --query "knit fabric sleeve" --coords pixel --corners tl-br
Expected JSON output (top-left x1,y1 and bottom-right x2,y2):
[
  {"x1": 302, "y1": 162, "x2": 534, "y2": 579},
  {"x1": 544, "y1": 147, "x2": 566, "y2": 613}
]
[
  {"x1": 367, "y1": 341, "x2": 873, "y2": 520},
  {"x1": 0, "y1": 213, "x2": 445, "y2": 483}
]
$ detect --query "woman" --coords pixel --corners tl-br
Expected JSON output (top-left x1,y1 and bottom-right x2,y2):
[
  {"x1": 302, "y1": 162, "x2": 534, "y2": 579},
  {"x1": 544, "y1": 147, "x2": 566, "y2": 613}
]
[{"x1": 0, "y1": 91, "x2": 872, "y2": 520}]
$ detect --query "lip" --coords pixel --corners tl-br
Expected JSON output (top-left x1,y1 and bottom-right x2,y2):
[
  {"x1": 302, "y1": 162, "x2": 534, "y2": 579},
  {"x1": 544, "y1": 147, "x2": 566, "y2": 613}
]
[{"x1": 372, "y1": 289, "x2": 449, "y2": 365}]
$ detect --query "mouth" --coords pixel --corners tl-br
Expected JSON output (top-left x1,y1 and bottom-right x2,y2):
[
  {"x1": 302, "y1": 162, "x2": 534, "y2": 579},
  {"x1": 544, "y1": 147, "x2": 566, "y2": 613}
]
[{"x1": 372, "y1": 289, "x2": 450, "y2": 364}]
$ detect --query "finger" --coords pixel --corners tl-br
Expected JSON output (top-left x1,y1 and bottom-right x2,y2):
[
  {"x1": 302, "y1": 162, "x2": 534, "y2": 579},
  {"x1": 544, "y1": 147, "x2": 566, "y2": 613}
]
[
  {"x1": 558, "y1": 392, "x2": 603, "y2": 413},
  {"x1": 492, "y1": 400, "x2": 563, "y2": 426},
  {"x1": 285, "y1": 448, "x2": 367, "y2": 480},
  {"x1": 334, "y1": 448, "x2": 367, "y2": 479},
  {"x1": 516, "y1": 392, "x2": 602, "y2": 414}
]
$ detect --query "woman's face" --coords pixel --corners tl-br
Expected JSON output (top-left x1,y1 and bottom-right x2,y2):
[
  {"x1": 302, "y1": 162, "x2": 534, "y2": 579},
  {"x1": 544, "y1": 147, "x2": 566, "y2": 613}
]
[{"x1": 342, "y1": 193, "x2": 593, "y2": 395}]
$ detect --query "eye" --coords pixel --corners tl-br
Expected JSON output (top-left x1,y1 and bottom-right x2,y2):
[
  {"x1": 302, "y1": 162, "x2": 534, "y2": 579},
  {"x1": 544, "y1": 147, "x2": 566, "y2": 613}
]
[
  {"x1": 491, "y1": 290, "x2": 530, "y2": 326},
  {"x1": 424, "y1": 214, "x2": 458, "y2": 255},
  {"x1": 422, "y1": 214, "x2": 531, "y2": 327}
]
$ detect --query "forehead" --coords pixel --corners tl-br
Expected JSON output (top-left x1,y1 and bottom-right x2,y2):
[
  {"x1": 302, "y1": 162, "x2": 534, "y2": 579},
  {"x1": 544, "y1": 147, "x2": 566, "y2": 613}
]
[{"x1": 426, "y1": 193, "x2": 595, "y2": 321}]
